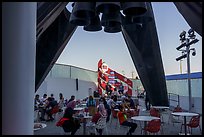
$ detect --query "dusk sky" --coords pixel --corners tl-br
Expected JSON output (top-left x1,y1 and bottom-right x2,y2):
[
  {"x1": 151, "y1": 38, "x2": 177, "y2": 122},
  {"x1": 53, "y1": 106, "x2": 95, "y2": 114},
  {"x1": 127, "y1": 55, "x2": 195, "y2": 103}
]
[{"x1": 57, "y1": 2, "x2": 202, "y2": 78}]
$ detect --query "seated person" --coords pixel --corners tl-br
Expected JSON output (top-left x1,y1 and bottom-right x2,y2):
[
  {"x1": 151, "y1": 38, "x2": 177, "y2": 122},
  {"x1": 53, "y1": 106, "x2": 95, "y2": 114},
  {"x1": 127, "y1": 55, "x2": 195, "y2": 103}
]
[
  {"x1": 68, "y1": 95, "x2": 75, "y2": 103},
  {"x1": 123, "y1": 98, "x2": 130, "y2": 109},
  {"x1": 87, "y1": 104, "x2": 107, "y2": 135},
  {"x1": 117, "y1": 104, "x2": 138, "y2": 135},
  {"x1": 34, "y1": 94, "x2": 41, "y2": 111},
  {"x1": 127, "y1": 95, "x2": 136, "y2": 109},
  {"x1": 107, "y1": 95, "x2": 114, "y2": 108},
  {"x1": 62, "y1": 100, "x2": 81, "y2": 135},
  {"x1": 111, "y1": 95, "x2": 119, "y2": 109},
  {"x1": 86, "y1": 95, "x2": 96, "y2": 116},
  {"x1": 45, "y1": 97, "x2": 58, "y2": 121},
  {"x1": 38, "y1": 94, "x2": 48, "y2": 121}
]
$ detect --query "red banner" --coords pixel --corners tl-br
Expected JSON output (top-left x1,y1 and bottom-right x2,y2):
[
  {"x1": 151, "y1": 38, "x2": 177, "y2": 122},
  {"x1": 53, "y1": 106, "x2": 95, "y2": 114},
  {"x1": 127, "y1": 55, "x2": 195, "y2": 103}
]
[{"x1": 97, "y1": 59, "x2": 133, "y2": 96}]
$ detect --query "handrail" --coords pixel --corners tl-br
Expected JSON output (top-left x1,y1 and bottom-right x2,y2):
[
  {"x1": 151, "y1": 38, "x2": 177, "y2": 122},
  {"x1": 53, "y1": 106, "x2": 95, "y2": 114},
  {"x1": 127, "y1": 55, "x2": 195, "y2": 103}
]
[{"x1": 168, "y1": 92, "x2": 180, "y2": 107}]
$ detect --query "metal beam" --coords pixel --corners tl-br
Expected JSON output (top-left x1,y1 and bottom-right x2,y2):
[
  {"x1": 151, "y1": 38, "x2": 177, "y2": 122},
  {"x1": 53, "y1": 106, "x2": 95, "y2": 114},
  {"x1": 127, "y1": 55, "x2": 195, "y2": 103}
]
[
  {"x1": 121, "y1": 3, "x2": 169, "y2": 106},
  {"x1": 35, "y1": 8, "x2": 77, "y2": 91}
]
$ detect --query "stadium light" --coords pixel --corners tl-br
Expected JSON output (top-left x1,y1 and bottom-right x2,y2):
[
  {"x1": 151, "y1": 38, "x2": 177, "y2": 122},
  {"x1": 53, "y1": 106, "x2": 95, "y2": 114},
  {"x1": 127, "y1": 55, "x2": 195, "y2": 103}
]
[{"x1": 176, "y1": 28, "x2": 199, "y2": 112}]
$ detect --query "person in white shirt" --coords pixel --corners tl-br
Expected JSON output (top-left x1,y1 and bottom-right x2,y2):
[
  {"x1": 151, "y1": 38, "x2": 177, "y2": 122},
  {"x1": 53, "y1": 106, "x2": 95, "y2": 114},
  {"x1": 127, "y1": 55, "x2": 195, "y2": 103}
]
[
  {"x1": 107, "y1": 95, "x2": 114, "y2": 108},
  {"x1": 39, "y1": 94, "x2": 47, "y2": 121},
  {"x1": 40, "y1": 94, "x2": 48, "y2": 105}
]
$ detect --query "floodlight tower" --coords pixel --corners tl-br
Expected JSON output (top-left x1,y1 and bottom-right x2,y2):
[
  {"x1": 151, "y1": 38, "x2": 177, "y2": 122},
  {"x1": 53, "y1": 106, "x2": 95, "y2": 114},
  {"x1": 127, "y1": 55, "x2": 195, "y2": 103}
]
[{"x1": 176, "y1": 28, "x2": 199, "y2": 112}]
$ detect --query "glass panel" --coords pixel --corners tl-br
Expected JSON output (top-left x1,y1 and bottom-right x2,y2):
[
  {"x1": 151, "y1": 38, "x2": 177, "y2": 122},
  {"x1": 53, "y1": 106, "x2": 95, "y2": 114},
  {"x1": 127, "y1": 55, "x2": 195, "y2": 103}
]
[
  {"x1": 50, "y1": 64, "x2": 201, "y2": 98},
  {"x1": 51, "y1": 64, "x2": 71, "y2": 78},
  {"x1": 70, "y1": 66, "x2": 97, "y2": 82},
  {"x1": 166, "y1": 78, "x2": 202, "y2": 97}
]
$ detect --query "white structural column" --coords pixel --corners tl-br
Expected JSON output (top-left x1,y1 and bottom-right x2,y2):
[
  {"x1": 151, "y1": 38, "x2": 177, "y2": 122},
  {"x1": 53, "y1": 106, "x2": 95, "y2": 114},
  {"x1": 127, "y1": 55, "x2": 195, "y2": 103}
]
[{"x1": 2, "y1": 2, "x2": 36, "y2": 135}]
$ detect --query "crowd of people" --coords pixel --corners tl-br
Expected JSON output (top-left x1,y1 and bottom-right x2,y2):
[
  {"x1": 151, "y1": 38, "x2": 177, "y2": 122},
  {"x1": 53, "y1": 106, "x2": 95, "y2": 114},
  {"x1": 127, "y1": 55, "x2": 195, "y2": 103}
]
[
  {"x1": 34, "y1": 86, "x2": 140, "y2": 135},
  {"x1": 105, "y1": 82, "x2": 125, "y2": 97},
  {"x1": 34, "y1": 93, "x2": 64, "y2": 121}
]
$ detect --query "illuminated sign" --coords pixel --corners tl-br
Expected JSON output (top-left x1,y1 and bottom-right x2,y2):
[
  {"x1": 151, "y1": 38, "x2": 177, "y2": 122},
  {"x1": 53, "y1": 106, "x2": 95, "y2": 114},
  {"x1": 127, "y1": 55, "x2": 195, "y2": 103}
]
[
  {"x1": 108, "y1": 76, "x2": 115, "y2": 79},
  {"x1": 110, "y1": 71, "x2": 115, "y2": 75}
]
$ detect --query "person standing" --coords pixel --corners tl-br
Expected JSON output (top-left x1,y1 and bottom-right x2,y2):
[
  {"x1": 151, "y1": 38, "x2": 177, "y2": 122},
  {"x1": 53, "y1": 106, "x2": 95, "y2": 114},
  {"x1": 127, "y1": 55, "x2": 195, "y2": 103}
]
[
  {"x1": 87, "y1": 104, "x2": 107, "y2": 135},
  {"x1": 106, "y1": 83, "x2": 112, "y2": 96},
  {"x1": 145, "y1": 91, "x2": 151, "y2": 110},
  {"x1": 62, "y1": 100, "x2": 81, "y2": 135},
  {"x1": 86, "y1": 95, "x2": 96, "y2": 116},
  {"x1": 118, "y1": 82, "x2": 124, "y2": 95},
  {"x1": 58, "y1": 93, "x2": 64, "y2": 112}
]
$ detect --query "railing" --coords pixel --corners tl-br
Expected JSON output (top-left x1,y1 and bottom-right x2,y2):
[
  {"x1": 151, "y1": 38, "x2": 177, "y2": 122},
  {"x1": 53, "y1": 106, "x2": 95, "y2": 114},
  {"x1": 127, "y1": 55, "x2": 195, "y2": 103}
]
[
  {"x1": 50, "y1": 63, "x2": 97, "y2": 82},
  {"x1": 168, "y1": 92, "x2": 180, "y2": 107}
]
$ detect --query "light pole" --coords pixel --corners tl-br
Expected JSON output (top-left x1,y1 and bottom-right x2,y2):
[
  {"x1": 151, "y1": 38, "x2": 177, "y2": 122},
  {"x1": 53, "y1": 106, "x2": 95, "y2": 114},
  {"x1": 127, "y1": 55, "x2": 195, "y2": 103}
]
[
  {"x1": 179, "y1": 59, "x2": 182, "y2": 74},
  {"x1": 131, "y1": 71, "x2": 135, "y2": 79},
  {"x1": 176, "y1": 28, "x2": 199, "y2": 112}
]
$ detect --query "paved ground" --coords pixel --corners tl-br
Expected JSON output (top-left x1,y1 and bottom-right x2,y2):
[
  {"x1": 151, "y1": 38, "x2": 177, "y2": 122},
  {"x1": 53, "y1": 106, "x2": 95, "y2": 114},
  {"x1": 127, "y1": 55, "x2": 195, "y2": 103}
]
[{"x1": 34, "y1": 98, "x2": 202, "y2": 135}]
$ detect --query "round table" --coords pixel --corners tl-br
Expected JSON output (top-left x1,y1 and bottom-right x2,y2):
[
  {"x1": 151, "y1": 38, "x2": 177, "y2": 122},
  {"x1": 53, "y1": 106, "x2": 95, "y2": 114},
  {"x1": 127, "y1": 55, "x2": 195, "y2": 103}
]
[
  {"x1": 34, "y1": 123, "x2": 47, "y2": 131},
  {"x1": 151, "y1": 106, "x2": 169, "y2": 109},
  {"x1": 116, "y1": 101, "x2": 122, "y2": 104},
  {"x1": 114, "y1": 108, "x2": 120, "y2": 112},
  {"x1": 114, "y1": 108, "x2": 135, "y2": 112},
  {"x1": 131, "y1": 116, "x2": 160, "y2": 135},
  {"x1": 74, "y1": 107, "x2": 84, "y2": 111},
  {"x1": 171, "y1": 112, "x2": 199, "y2": 135}
]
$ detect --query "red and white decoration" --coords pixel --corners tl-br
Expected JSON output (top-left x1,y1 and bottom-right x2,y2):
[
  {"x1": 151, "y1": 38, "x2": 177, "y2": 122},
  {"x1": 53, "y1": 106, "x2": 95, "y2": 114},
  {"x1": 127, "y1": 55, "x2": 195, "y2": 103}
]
[{"x1": 98, "y1": 59, "x2": 133, "y2": 96}]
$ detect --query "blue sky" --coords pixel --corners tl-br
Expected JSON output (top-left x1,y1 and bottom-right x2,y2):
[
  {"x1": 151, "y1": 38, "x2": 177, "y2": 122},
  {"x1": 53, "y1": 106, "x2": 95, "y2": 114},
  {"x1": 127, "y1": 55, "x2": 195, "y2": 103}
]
[{"x1": 57, "y1": 2, "x2": 202, "y2": 78}]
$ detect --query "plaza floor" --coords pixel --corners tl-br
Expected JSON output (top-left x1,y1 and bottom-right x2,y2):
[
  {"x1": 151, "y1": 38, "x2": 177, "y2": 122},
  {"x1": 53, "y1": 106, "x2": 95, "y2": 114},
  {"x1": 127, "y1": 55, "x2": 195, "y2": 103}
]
[{"x1": 34, "y1": 98, "x2": 202, "y2": 135}]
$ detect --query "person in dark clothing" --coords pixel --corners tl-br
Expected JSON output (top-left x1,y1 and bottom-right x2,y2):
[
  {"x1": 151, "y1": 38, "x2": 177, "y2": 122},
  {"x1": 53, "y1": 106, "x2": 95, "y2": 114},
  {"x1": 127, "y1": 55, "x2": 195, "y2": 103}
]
[
  {"x1": 62, "y1": 101, "x2": 81, "y2": 135},
  {"x1": 45, "y1": 97, "x2": 58, "y2": 121},
  {"x1": 106, "y1": 83, "x2": 112, "y2": 96},
  {"x1": 145, "y1": 91, "x2": 151, "y2": 110},
  {"x1": 112, "y1": 95, "x2": 119, "y2": 109},
  {"x1": 50, "y1": 93, "x2": 55, "y2": 101},
  {"x1": 127, "y1": 95, "x2": 135, "y2": 109},
  {"x1": 118, "y1": 82, "x2": 124, "y2": 95},
  {"x1": 68, "y1": 95, "x2": 75, "y2": 103},
  {"x1": 34, "y1": 94, "x2": 41, "y2": 111}
]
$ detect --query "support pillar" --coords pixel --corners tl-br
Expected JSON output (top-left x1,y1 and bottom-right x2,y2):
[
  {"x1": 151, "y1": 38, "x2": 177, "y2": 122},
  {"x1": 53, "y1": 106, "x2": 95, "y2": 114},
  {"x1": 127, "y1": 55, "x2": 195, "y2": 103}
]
[{"x1": 2, "y1": 2, "x2": 36, "y2": 134}]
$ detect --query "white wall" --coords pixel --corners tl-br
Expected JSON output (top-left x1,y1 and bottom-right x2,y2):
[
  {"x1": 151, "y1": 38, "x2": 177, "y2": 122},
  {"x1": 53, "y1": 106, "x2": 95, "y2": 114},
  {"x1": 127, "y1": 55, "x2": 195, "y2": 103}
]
[
  {"x1": 36, "y1": 80, "x2": 48, "y2": 97},
  {"x1": 36, "y1": 67, "x2": 202, "y2": 114},
  {"x1": 170, "y1": 96, "x2": 202, "y2": 114},
  {"x1": 192, "y1": 97, "x2": 202, "y2": 114},
  {"x1": 36, "y1": 77, "x2": 97, "y2": 101}
]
